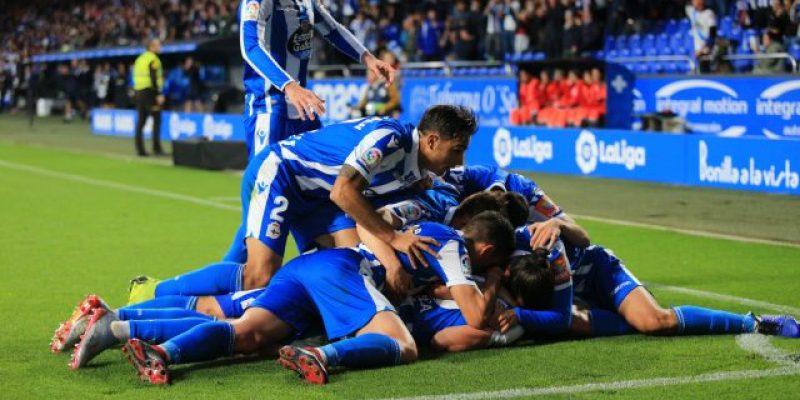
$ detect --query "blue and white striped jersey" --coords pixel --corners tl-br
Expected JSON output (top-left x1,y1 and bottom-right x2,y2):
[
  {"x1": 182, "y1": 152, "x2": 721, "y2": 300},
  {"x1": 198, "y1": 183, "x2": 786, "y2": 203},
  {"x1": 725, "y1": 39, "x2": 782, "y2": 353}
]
[
  {"x1": 444, "y1": 165, "x2": 564, "y2": 222},
  {"x1": 371, "y1": 180, "x2": 461, "y2": 226},
  {"x1": 273, "y1": 116, "x2": 425, "y2": 197},
  {"x1": 239, "y1": 0, "x2": 367, "y2": 119}
]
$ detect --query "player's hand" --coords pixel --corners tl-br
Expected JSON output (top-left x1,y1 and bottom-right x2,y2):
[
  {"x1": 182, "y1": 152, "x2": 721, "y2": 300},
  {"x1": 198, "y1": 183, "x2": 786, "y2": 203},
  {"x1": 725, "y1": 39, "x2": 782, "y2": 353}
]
[
  {"x1": 362, "y1": 52, "x2": 396, "y2": 87},
  {"x1": 389, "y1": 231, "x2": 439, "y2": 269},
  {"x1": 496, "y1": 309, "x2": 519, "y2": 333},
  {"x1": 529, "y1": 218, "x2": 562, "y2": 249},
  {"x1": 284, "y1": 81, "x2": 326, "y2": 121},
  {"x1": 385, "y1": 259, "x2": 414, "y2": 300}
]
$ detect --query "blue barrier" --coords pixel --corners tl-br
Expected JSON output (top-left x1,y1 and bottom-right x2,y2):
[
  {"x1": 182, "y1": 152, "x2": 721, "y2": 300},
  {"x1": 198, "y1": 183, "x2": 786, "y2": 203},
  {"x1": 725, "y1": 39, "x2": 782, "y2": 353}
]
[
  {"x1": 632, "y1": 76, "x2": 800, "y2": 140},
  {"x1": 467, "y1": 125, "x2": 800, "y2": 195},
  {"x1": 307, "y1": 79, "x2": 367, "y2": 126},
  {"x1": 90, "y1": 109, "x2": 246, "y2": 142},
  {"x1": 400, "y1": 77, "x2": 518, "y2": 126}
]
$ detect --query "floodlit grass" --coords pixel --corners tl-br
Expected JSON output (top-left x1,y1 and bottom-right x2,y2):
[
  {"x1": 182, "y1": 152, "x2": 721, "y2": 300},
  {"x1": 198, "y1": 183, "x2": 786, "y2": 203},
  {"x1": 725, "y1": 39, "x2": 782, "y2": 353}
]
[{"x1": 1, "y1": 116, "x2": 798, "y2": 399}]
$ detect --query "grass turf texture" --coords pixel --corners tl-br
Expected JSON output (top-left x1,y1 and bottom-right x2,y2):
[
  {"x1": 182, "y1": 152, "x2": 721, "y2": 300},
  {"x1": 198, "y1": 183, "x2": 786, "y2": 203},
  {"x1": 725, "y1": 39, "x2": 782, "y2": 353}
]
[{"x1": 1, "y1": 115, "x2": 799, "y2": 399}]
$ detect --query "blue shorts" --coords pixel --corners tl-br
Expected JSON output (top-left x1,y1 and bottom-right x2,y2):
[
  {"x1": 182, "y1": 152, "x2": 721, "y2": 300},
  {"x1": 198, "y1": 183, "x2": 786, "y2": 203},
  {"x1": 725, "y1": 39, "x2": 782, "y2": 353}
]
[
  {"x1": 572, "y1": 246, "x2": 642, "y2": 311},
  {"x1": 251, "y1": 248, "x2": 394, "y2": 340},
  {"x1": 399, "y1": 296, "x2": 466, "y2": 345},
  {"x1": 239, "y1": 147, "x2": 353, "y2": 256},
  {"x1": 214, "y1": 288, "x2": 265, "y2": 319},
  {"x1": 244, "y1": 100, "x2": 322, "y2": 158}
]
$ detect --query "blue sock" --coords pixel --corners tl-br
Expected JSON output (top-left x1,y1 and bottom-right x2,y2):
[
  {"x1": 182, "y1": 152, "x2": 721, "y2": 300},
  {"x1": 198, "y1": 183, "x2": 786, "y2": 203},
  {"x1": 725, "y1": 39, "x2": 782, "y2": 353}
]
[
  {"x1": 590, "y1": 309, "x2": 636, "y2": 337},
  {"x1": 129, "y1": 318, "x2": 213, "y2": 342},
  {"x1": 159, "y1": 321, "x2": 235, "y2": 364},
  {"x1": 221, "y1": 223, "x2": 247, "y2": 263},
  {"x1": 155, "y1": 262, "x2": 244, "y2": 296},
  {"x1": 118, "y1": 308, "x2": 212, "y2": 321},
  {"x1": 121, "y1": 295, "x2": 195, "y2": 311},
  {"x1": 320, "y1": 333, "x2": 401, "y2": 369},
  {"x1": 672, "y1": 306, "x2": 756, "y2": 335}
]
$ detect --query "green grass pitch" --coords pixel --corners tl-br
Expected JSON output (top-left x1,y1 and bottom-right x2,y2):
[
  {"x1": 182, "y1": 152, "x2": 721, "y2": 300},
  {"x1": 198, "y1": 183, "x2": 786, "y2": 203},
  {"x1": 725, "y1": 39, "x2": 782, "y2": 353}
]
[{"x1": 1, "y1": 116, "x2": 799, "y2": 399}]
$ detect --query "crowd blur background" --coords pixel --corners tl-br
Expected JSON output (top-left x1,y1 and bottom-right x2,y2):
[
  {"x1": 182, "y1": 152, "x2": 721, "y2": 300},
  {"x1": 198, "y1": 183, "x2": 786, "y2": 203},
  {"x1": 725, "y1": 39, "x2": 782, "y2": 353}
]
[{"x1": 1, "y1": 0, "x2": 799, "y2": 126}]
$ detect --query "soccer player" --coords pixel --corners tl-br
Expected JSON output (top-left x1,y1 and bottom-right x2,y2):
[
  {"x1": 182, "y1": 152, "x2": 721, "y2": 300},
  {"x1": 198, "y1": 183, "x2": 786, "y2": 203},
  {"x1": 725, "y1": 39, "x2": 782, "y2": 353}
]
[
  {"x1": 52, "y1": 289, "x2": 265, "y2": 368},
  {"x1": 129, "y1": 106, "x2": 477, "y2": 302},
  {"x1": 121, "y1": 213, "x2": 515, "y2": 385},
  {"x1": 444, "y1": 164, "x2": 590, "y2": 249},
  {"x1": 501, "y1": 230, "x2": 800, "y2": 340},
  {"x1": 239, "y1": 0, "x2": 396, "y2": 157}
]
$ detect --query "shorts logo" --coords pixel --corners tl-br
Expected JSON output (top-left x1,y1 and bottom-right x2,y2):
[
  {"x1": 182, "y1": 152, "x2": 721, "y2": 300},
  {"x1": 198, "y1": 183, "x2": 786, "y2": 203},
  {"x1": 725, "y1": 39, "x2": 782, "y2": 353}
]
[
  {"x1": 266, "y1": 222, "x2": 281, "y2": 240},
  {"x1": 256, "y1": 181, "x2": 268, "y2": 194},
  {"x1": 243, "y1": 1, "x2": 260, "y2": 21},
  {"x1": 361, "y1": 147, "x2": 383, "y2": 168}
]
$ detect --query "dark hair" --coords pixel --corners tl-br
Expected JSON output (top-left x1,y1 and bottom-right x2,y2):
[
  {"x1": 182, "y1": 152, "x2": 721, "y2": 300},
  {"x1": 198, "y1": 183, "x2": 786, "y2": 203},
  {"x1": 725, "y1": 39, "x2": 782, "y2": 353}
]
[
  {"x1": 451, "y1": 192, "x2": 503, "y2": 224},
  {"x1": 417, "y1": 105, "x2": 478, "y2": 140},
  {"x1": 462, "y1": 210, "x2": 515, "y2": 265},
  {"x1": 499, "y1": 192, "x2": 529, "y2": 228},
  {"x1": 451, "y1": 191, "x2": 529, "y2": 228},
  {"x1": 508, "y1": 250, "x2": 554, "y2": 310}
]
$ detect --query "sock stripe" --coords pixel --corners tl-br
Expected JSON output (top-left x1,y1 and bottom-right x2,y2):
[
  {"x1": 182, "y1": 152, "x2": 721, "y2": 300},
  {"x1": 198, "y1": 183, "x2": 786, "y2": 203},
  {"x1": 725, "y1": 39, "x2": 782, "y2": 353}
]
[{"x1": 672, "y1": 307, "x2": 686, "y2": 333}]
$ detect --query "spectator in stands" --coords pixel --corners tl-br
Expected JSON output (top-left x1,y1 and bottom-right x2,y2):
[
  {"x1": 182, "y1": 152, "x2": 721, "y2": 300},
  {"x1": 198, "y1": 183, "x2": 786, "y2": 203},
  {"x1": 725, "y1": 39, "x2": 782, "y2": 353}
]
[
  {"x1": 562, "y1": 8, "x2": 581, "y2": 58},
  {"x1": 355, "y1": 51, "x2": 401, "y2": 119},
  {"x1": 485, "y1": 0, "x2": 507, "y2": 60},
  {"x1": 791, "y1": 0, "x2": 800, "y2": 44},
  {"x1": 450, "y1": 0, "x2": 481, "y2": 60},
  {"x1": 543, "y1": 0, "x2": 565, "y2": 58},
  {"x1": 753, "y1": 25, "x2": 787, "y2": 73},
  {"x1": 686, "y1": 0, "x2": 717, "y2": 58},
  {"x1": 513, "y1": 1, "x2": 535, "y2": 54},
  {"x1": 418, "y1": 7, "x2": 446, "y2": 61},
  {"x1": 400, "y1": 12, "x2": 421, "y2": 62},
  {"x1": 769, "y1": 0, "x2": 791, "y2": 36},
  {"x1": 351, "y1": 12, "x2": 378, "y2": 52},
  {"x1": 750, "y1": 0, "x2": 773, "y2": 29},
  {"x1": 580, "y1": 6, "x2": 603, "y2": 53}
]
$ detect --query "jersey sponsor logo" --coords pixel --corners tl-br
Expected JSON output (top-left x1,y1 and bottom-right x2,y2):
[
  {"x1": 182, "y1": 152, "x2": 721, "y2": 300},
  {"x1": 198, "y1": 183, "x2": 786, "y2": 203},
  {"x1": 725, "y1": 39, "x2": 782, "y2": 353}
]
[
  {"x1": 287, "y1": 20, "x2": 313, "y2": 60},
  {"x1": 243, "y1": 0, "x2": 260, "y2": 21},
  {"x1": 360, "y1": 147, "x2": 383, "y2": 168}
]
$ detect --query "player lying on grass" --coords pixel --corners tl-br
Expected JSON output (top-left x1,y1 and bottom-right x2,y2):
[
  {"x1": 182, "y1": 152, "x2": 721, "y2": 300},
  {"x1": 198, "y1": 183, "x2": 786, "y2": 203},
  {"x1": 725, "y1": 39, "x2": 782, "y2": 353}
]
[
  {"x1": 128, "y1": 106, "x2": 477, "y2": 303},
  {"x1": 51, "y1": 288, "x2": 265, "y2": 368},
  {"x1": 499, "y1": 230, "x2": 800, "y2": 340},
  {"x1": 118, "y1": 214, "x2": 514, "y2": 385}
]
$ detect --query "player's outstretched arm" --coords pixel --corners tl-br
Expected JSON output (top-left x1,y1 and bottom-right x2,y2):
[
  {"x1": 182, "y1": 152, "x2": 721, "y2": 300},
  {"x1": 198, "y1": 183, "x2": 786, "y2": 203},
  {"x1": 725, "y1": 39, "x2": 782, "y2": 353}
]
[
  {"x1": 529, "y1": 214, "x2": 590, "y2": 249},
  {"x1": 449, "y1": 267, "x2": 504, "y2": 330},
  {"x1": 430, "y1": 326, "x2": 492, "y2": 352},
  {"x1": 331, "y1": 166, "x2": 438, "y2": 268}
]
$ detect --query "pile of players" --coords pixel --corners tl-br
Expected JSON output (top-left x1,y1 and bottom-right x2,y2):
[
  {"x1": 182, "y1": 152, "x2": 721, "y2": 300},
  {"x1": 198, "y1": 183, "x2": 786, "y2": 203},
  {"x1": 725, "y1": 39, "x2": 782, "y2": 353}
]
[{"x1": 50, "y1": 105, "x2": 799, "y2": 385}]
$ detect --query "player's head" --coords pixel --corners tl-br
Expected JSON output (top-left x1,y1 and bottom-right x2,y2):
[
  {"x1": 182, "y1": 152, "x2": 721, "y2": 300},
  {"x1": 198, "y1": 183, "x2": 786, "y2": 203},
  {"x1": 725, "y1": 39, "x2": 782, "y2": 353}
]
[
  {"x1": 417, "y1": 105, "x2": 477, "y2": 175},
  {"x1": 146, "y1": 38, "x2": 161, "y2": 53},
  {"x1": 450, "y1": 191, "x2": 528, "y2": 229},
  {"x1": 507, "y1": 250, "x2": 554, "y2": 310},
  {"x1": 461, "y1": 211, "x2": 514, "y2": 273}
]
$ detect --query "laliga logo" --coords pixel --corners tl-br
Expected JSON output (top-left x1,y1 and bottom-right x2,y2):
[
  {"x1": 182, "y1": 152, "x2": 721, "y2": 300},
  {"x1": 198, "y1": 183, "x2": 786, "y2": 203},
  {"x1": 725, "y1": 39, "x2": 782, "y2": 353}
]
[
  {"x1": 202, "y1": 114, "x2": 234, "y2": 141},
  {"x1": 493, "y1": 128, "x2": 513, "y2": 167},
  {"x1": 574, "y1": 130, "x2": 646, "y2": 174},
  {"x1": 492, "y1": 127, "x2": 553, "y2": 168},
  {"x1": 168, "y1": 113, "x2": 197, "y2": 140}
]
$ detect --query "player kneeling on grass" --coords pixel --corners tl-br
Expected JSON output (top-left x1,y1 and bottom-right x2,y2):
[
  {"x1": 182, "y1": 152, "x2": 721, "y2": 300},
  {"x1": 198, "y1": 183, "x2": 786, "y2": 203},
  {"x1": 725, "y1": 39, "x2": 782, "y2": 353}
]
[
  {"x1": 51, "y1": 289, "x2": 265, "y2": 368},
  {"x1": 499, "y1": 229, "x2": 800, "y2": 340},
  {"x1": 121, "y1": 212, "x2": 514, "y2": 385}
]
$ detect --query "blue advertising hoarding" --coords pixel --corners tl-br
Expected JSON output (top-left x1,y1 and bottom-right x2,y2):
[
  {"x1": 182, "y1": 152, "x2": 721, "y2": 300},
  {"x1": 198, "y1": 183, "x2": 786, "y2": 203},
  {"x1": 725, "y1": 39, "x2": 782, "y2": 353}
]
[
  {"x1": 91, "y1": 109, "x2": 246, "y2": 142},
  {"x1": 307, "y1": 79, "x2": 367, "y2": 126},
  {"x1": 468, "y1": 125, "x2": 800, "y2": 195},
  {"x1": 633, "y1": 76, "x2": 800, "y2": 140},
  {"x1": 399, "y1": 77, "x2": 518, "y2": 126}
]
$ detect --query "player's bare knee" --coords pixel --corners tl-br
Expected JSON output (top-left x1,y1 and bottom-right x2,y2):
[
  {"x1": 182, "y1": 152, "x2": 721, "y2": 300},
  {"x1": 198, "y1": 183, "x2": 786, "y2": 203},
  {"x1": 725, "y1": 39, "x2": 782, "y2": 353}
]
[
  {"x1": 398, "y1": 339, "x2": 418, "y2": 363},
  {"x1": 634, "y1": 309, "x2": 677, "y2": 334},
  {"x1": 242, "y1": 262, "x2": 272, "y2": 289}
]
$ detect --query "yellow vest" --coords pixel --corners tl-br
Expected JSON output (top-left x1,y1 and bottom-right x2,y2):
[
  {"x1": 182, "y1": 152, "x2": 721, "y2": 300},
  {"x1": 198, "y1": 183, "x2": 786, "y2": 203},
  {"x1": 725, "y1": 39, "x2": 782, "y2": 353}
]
[{"x1": 132, "y1": 51, "x2": 163, "y2": 91}]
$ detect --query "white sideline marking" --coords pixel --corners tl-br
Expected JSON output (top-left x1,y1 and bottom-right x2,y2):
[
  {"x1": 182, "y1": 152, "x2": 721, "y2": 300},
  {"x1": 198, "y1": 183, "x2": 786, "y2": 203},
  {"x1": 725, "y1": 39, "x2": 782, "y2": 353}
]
[
  {"x1": 209, "y1": 196, "x2": 241, "y2": 203},
  {"x1": 380, "y1": 368, "x2": 800, "y2": 400},
  {"x1": 736, "y1": 334, "x2": 799, "y2": 367},
  {"x1": 650, "y1": 284, "x2": 800, "y2": 316},
  {"x1": 572, "y1": 213, "x2": 800, "y2": 249},
  {"x1": 0, "y1": 159, "x2": 239, "y2": 212}
]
